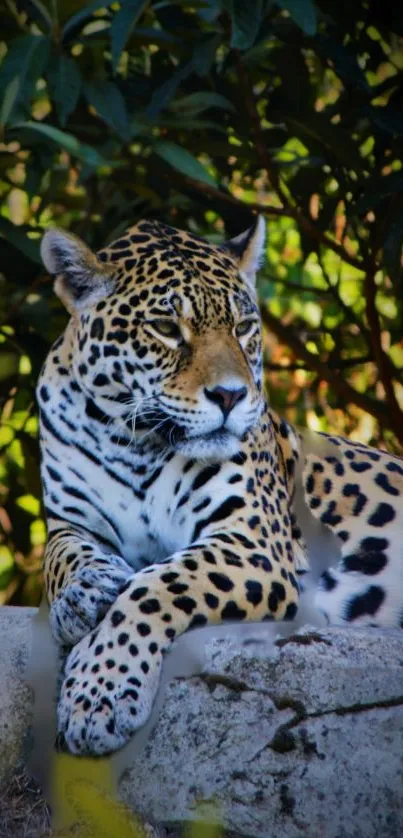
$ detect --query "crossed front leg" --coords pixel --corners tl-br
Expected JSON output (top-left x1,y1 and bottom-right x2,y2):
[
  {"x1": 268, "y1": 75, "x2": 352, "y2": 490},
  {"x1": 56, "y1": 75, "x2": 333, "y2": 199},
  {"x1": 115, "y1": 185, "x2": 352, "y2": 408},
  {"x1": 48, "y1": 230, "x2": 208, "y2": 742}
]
[
  {"x1": 43, "y1": 522, "x2": 135, "y2": 646},
  {"x1": 58, "y1": 528, "x2": 300, "y2": 754}
]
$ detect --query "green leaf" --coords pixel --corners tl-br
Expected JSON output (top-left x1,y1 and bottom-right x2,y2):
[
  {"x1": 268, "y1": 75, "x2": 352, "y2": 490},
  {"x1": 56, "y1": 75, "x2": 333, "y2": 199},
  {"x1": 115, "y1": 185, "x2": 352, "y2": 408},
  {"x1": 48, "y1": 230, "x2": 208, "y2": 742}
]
[
  {"x1": 198, "y1": 0, "x2": 222, "y2": 23},
  {"x1": 192, "y1": 34, "x2": 220, "y2": 76},
  {"x1": 0, "y1": 35, "x2": 50, "y2": 125},
  {"x1": 84, "y1": 81, "x2": 131, "y2": 141},
  {"x1": 170, "y1": 91, "x2": 235, "y2": 115},
  {"x1": 12, "y1": 121, "x2": 107, "y2": 168},
  {"x1": 110, "y1": 0, "x2": 148, "y2": 70},
  {"x1": 47, "y1": 55, "x2": 82, "y2": 127},
  {"x1": 0, "y1": 35, "x2": 31, "y2": 94},
  {"x1": 17, "y1": 0, "x2": 53, "y2": 32},
  {"x1": 0, "y1": 218, "x2": 41, "y2": 263},
  {"x1": 276, "y1": 0, "x2": 317, "y2": 36},
  {"x1": 154, "y1": 140, "x2": 216, "y2": 185},
  {"x1": 147, "y1": 61, "x2": 193, "y2": 119},
  {"x1": 354, "y1": 172, "x2": 403, "y2": 215},
  {"x1": 159, "y1": 116, "x2": 227, "y2": 133},
  {"x1": 0, "y1": 76, "x2": 20, "y2": 128},
  {"x1": 223, "y1": 0, "x2": 264, "y2": 49},
  {"x1": 20, "y1": 37, "x2": 51, "y2": 105},
  {"x1": 62, "y1": 0, "x2": 115, "y2": 40}
]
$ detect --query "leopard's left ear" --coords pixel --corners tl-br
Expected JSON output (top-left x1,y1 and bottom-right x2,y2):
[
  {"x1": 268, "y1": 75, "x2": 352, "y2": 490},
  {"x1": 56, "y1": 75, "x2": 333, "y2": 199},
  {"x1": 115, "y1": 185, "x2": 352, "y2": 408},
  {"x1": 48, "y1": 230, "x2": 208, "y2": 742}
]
[
  {"x1": 225, "y1": 215, "x2": 266, "y2": 290},
  {"x1": 41, "y1": 227, "x2": 115, "y2": 314}
]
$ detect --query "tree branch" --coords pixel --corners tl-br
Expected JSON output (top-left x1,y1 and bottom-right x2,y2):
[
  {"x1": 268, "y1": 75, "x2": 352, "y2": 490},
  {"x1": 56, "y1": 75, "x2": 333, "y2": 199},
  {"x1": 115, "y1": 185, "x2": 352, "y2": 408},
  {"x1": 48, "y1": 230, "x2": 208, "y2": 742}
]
[
  {"x1": 363, "y1": 257, "x2": 403, "y2": 437},
  {"x1": 231, "y1": 50, "x2": 365, "y2": 272},
  {"x1": 168, "y1": 170, "x2": 364, "y2": 271},
  {"x1": 259, "y1": 307, "x2": 403, "y2": 438}
]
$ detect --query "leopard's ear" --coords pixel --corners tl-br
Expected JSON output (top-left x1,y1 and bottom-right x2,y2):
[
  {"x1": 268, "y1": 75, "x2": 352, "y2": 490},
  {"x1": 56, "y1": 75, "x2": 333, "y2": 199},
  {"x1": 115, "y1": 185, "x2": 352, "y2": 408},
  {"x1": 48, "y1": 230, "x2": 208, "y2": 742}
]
[
  {"x1": 225, "y1": 215, "x2": 266, "y2": 290},
  {"x1": 41, "y1": 228, "x2": 115, "y2": 314}
]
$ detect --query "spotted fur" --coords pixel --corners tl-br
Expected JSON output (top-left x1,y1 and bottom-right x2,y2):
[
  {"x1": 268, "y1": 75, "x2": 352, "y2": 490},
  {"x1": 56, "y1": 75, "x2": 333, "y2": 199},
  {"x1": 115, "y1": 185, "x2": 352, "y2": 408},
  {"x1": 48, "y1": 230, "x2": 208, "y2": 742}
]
[{"x1": 37, "y1": 217, "x2": 403, "y2": 755}]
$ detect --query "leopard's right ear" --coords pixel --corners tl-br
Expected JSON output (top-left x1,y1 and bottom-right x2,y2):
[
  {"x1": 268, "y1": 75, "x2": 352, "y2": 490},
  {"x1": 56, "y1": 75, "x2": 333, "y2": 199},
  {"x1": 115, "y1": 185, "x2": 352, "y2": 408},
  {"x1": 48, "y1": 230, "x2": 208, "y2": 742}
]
[{"x1": 41, "y1": 228, "x2": 115, "y2": 314}]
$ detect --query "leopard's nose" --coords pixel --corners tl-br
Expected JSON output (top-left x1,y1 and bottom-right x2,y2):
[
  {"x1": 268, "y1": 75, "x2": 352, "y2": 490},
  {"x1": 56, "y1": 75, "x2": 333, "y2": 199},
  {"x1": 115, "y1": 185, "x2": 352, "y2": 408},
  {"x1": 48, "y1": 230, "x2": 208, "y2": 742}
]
[{"x1": 204, "y1": 385, "x2": 247, "y2": 417}]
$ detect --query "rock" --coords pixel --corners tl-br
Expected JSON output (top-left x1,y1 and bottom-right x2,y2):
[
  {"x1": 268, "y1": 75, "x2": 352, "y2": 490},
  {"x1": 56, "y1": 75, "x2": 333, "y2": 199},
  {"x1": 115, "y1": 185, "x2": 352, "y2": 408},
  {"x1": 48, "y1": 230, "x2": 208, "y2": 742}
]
[
  {"x1": 0, "y1": 607, "x2": 36, "y2": 785},
  {"x1": 120, "y1": 626, "x2": 403, "y2": 838},
  {"x1": 0, "y1": 607, "x2": 402, "y2": 838}
]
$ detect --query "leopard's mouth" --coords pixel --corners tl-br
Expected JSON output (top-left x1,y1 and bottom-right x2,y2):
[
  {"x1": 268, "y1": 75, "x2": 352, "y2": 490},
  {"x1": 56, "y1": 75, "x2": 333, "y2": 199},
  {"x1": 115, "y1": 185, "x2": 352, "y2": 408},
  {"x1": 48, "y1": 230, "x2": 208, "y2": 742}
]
[
  {"x1": 156, "y1": 418, "x2": 239, "y2": 446},
  {"x1": 130, "y1": 409, "x2": 243, "y2": 449}
]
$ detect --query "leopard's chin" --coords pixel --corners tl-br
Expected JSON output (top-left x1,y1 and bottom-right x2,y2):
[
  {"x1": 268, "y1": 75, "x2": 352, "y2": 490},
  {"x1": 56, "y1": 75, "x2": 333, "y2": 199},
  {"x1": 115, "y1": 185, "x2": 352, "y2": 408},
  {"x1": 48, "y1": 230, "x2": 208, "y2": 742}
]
[{"x1": 174, "y1": 429, "x2": 243, "y2": 461}]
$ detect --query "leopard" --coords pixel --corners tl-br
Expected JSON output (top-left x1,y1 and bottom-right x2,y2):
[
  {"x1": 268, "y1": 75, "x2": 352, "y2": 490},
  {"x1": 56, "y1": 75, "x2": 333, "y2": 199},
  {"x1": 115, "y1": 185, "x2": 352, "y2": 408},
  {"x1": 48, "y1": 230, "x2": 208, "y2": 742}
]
[{"x1": 37, "y1": 215, "x2": 403, "y2": 756}]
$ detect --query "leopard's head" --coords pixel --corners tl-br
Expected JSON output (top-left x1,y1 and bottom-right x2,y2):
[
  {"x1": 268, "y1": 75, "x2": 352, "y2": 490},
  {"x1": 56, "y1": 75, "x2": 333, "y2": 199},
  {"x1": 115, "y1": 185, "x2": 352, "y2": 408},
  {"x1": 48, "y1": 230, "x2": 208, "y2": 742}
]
[{"x1": 41, "y1": 217, "x2": 266, "y2": 459}]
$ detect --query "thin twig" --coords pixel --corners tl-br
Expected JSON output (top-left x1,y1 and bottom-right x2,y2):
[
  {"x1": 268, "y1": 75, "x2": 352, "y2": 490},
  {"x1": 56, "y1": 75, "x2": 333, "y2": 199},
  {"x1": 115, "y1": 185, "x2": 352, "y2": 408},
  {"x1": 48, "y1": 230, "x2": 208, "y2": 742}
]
[
  {"x1": 265, "y1": 354, "x2": 374, "y2": 372},
  {"x1": 262, "y1": 275, "x2": 332, "y2": 295}
]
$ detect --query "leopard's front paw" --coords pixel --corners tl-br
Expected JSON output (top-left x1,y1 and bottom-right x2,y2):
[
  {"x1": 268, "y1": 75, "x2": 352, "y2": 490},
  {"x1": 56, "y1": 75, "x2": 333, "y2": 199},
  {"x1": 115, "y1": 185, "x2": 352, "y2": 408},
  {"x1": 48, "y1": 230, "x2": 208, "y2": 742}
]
[
  {"x1": 50, "y1": 557, "x2": 134, "y2": 646},
  {"x1": 57, "y1": 621, "x2": 163, "y2": 754}
]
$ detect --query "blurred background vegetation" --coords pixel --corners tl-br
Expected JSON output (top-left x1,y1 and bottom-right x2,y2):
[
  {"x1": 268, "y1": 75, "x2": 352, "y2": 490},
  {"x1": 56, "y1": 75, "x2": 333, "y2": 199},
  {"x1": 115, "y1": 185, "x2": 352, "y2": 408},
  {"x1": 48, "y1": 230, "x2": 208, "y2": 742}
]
[{"x1": 0, "y1": 0, "x2": 403, "y2": 607}]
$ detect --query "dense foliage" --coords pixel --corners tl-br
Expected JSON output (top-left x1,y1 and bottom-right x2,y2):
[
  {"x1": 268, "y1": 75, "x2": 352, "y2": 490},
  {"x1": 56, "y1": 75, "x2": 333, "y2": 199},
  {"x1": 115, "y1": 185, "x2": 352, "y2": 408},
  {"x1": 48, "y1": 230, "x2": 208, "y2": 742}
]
[{"x1": 1, "y1": 0, "x2": 403, "y2": 605}]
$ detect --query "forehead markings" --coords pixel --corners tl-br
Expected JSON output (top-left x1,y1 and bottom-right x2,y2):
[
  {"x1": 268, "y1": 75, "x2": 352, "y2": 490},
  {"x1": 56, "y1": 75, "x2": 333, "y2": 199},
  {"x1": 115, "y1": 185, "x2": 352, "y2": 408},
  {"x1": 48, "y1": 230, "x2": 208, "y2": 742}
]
[
  {"x1": 101, "y1": 227, "x2": 249, "y2": 323},
  {"x1": 230, "y1": 296, "x2": 241, "y2": 320}
]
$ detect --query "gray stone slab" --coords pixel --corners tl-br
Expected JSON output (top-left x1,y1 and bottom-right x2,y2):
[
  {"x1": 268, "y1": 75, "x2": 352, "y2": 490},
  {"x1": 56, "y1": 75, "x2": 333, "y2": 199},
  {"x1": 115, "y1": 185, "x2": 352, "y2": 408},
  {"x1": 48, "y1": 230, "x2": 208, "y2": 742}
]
[{"x1": 0, "y1": 607, "x2": 402, "y2": 838}]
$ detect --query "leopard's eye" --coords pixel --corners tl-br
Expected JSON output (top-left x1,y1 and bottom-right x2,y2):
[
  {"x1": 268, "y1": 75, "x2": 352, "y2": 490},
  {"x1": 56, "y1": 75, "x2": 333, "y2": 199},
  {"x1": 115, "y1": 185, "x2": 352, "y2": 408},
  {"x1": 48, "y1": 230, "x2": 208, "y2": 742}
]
[
  {"x1": 235, "y1": 319, "x2": 256, "y2": 338},
  {"x1": 149, "y1": 319, "x2": 183, "y2": 341}
]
